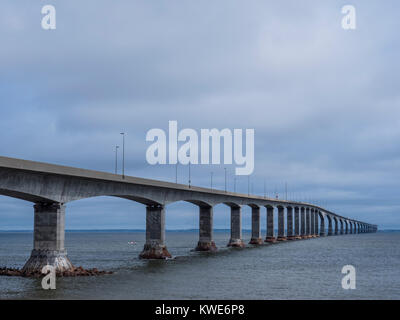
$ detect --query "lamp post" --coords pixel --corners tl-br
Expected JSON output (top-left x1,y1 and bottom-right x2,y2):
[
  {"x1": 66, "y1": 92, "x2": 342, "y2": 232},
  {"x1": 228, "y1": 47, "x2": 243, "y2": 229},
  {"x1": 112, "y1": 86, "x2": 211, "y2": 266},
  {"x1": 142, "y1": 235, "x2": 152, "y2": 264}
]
[
  {"x1": 188, "y1": 162, "x2": 191, "y2": 188},
  {"x1": 210, "y1": 172, "x2": 213, "y2": 190},
  {"x1": 264, "y1": 178, "x2": 266, "y2": 199},
  {"x1": 120, "y1": 132, "x2": 125, "y2": 179},
  {"x1": 285, "y1": 182, "x2": 288, "y2": 200},
  {"x1": 224, "y1": 168, "x2": 227, "y2": 193}
]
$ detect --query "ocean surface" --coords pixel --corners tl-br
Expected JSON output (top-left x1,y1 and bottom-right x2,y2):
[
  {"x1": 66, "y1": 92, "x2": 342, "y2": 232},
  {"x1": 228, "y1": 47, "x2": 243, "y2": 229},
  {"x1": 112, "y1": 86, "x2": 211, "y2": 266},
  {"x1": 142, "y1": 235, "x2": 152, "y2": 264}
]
[{"x1": 0, "y1": 231, "x2": 399, "y2": 300}]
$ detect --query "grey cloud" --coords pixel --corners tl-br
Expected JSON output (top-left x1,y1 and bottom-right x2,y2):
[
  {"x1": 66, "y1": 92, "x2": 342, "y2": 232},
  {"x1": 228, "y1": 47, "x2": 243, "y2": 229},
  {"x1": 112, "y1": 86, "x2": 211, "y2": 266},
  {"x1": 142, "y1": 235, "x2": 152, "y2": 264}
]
[{"x1": 0, "y1": 0, "x2": 399, "y2": 229}]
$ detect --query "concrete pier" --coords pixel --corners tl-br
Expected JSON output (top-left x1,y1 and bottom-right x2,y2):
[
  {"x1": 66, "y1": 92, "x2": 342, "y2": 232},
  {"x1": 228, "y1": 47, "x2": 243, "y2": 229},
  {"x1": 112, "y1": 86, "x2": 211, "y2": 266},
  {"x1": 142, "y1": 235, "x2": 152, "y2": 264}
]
[
  {"x1": 249, "y1": 206, "x2": 263, "y2": 245},
  {"x1": 294, "y1": 207, "x2": 301, "y2": 239},
  {"x1": 334, "y1": 217, "x2": 339, "y2": 235},
  {"x1": 301, "y1": 207, "x2": 306, "y2": 239},
  {"x1": 22, "y1": 203, "x2": 74, "y2": 273},
  {"x1": 314, "y1": 211, "x2": 319, "y2": 237},
  {"x1": 195, "y1": 205, "x2": 217, "y2": 251},
  {"x1": 277, "y1": 206, "x2": 287, "y2": 241},
  {"x1": 310, "y1": 209, "x2": 315, "y2": 237},
  {"x1": 320, "y1": 215, "x2": 326, "y2": 236},
  {"x1": 228, "y1": 206, "x2": 245, "y2": 247},
  {"x1": 265, "y1": 206, "x2": 276, "y2": 243},
  {"x1": 140, "y1": 205, "x2": 171, "y2": 259},
  {"x1": 305, "y1": 208, "x2": 311, "y2": 238},
  {"x1": 287, "y1": 207, "x2": 295, "y2": 240},
  {"x1": 327, "y1": 216, "x2": 333, "y2": 236},
  {"x1": 340, "y1": 220, "x2": 344, "y2": 235}
]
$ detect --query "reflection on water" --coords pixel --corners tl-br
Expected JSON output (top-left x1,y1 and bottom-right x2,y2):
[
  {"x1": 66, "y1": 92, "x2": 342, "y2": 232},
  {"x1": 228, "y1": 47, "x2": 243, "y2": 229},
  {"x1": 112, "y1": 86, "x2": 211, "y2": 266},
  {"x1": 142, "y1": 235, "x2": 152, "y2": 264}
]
[{"x1": 1, "y1": 231, "x2": 399, "y2": 299}]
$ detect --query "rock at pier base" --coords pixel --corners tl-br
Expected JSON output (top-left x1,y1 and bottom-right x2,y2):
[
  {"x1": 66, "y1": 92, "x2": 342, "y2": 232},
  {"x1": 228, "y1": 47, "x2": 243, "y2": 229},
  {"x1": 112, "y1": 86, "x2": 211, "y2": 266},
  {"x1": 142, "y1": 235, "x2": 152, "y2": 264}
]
[
  {"x1": 286, "y1": 236, "x2": 296, "y2": 241},
  {"x1": 265, "y1": 236, "x2": 277, "y2": 243},
  {"x1": 249, "y1": 238, "x2": 263, "y2": 245},
  {"x1": 139, "y1": 244, "x2": 172, "y2": 259},
  {"x1": 195, "y1": 241, "x2": 218, "y2": 252},
  {"x1": 227, "y1": 239, "x2": 246, "y2": 248},
  {"x1": 22, "y1": 249, "x2": 74, "y2": 274},
  {"x1": 277, "y1": 236, "x2": 288, "y2": 241},
  {"x1": 0, "y1": 266, "x2": 112, "y2": 278}
]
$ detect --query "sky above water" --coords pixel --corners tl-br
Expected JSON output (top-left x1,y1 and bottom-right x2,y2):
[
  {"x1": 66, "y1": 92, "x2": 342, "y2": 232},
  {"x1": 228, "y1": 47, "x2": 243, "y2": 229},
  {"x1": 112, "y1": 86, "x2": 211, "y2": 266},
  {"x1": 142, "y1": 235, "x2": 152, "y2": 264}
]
[{"x1": 0, "y1": 0, "x2": 399, "y2": 230}]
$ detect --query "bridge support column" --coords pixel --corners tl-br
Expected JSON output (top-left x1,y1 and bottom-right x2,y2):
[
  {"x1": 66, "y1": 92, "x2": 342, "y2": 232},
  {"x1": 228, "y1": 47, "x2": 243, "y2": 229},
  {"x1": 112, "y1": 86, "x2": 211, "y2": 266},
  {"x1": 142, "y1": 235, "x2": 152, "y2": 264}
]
[
  {"x1": 328, "y1": 217, "x2": 333, "y2": 236},
  {"x1": 22, "y1": 203, "x2": 73, "y2": 273},
  {"x1": 140, "y1": 205, "x2": 171, "y2": 259},
  {"x1": 228, "y1": 206, "x2": 245, "y2": 247},
  {"x1": 305, "y1": 208, "x2": 311, "y2": 239},
  {"x1": 294, "y1": 207, "x2": 301, "y2": 239},
  {"x1": 320, "y1": 215, "x2": 326, "y2": 236},
  {"x1": 265, "y1": 206, "x2": 276, "y2": 243},
  {"x1": 301, "y1": 207, "x2": 307, "y2": 239},
  {"x1": 314, "y1": 211, "x2": 319, "y2": 237},
  {"x1": 334, "y1": 218, "x2": 339, "y2": 235},
  {"x1": 249, "y1": 206, "x2": 263, "y2": 245},
  {"x1": 340, "y1": 220, "x2": 344, "y2": 235},
  {"x1": 277, "y1": 206, "x2": 287, "y2": 241},
  {"x1": 287, "y1": 207, "x2": 295, "y2": 240},
  {"x1": 310, "y1": 209, "x2": 315, "y2": 237},
  {"x1": 195, "y1": 206, "x2": 217, "y2": 251}
]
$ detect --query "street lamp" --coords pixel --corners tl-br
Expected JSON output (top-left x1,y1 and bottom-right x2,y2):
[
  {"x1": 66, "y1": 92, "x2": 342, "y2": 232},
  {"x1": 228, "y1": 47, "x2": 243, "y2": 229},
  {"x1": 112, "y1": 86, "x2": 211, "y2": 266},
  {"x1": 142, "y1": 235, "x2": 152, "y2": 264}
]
[
  {"x1": 224, "y1": 168, "x2": 227, "y2": 193},
  {"x1": 263, "y1": 178, "x2": 266, "y2": 199},
  {"x1": 188, "y1": 162, "x2": 191, "y2": 188},
  {"x1": 210, "y1": 172, "x2": 213, "y2": 190},
  {"x1": 120, "y1": 132, "x2": 125, "y2": 179},
  {"x1": 285, "y1": 182, "x2": 288, "y2": 200}
]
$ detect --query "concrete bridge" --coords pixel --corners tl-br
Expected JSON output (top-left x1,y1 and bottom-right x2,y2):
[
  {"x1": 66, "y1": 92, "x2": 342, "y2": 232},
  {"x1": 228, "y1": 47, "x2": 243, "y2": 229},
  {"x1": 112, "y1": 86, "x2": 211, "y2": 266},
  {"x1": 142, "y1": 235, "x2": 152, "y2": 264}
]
[{"x1": 0, "y1": 156, "x2": 377, "y2": 272}]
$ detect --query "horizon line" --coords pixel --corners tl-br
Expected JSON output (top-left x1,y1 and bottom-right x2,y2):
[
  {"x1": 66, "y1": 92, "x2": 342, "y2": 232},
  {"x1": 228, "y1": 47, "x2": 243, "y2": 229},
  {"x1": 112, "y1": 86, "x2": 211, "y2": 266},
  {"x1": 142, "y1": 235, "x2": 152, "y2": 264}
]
[{"x1": 0, "y1": 228, "x2": 398, "y2": 232}]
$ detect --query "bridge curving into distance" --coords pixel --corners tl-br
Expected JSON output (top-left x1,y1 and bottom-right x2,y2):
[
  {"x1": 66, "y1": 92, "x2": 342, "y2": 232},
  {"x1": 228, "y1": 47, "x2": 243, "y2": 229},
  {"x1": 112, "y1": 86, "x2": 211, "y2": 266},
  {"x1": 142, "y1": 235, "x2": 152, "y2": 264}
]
[{"x1": 0, "y1": 156, "x2": 377, "y2": 272}]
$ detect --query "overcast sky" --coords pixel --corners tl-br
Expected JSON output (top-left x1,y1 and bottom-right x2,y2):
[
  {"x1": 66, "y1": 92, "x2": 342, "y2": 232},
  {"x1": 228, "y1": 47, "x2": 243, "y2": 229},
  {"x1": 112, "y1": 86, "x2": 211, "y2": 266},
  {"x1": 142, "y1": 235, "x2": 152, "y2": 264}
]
[{"x1": 0, "y1": 0, "x2": 399, "y2": 230}]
